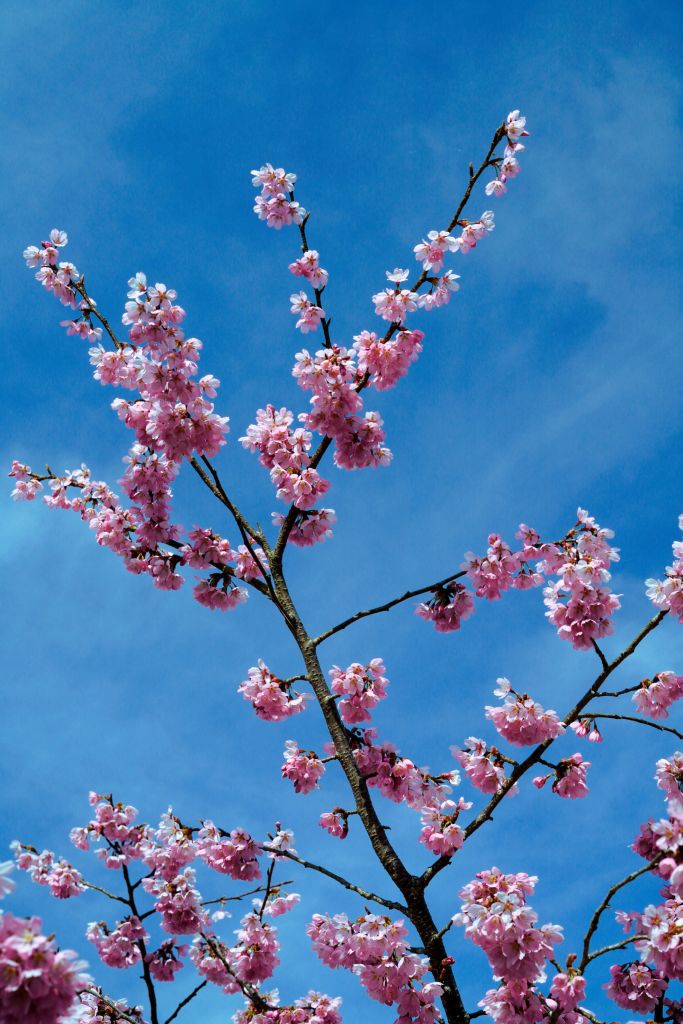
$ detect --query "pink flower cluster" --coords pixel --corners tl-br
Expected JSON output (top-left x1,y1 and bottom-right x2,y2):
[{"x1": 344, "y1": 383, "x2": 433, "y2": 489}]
[
  {"x1": 293, "y1": 345, "x2": 391, "y2": 470},
  {"x1": 354, "y1": 728, "x2": 458, "y2": 813},
  {"x1": 456, "y1": 868, "x2": 563, "y2": 1023},
  {"x1": 319, "y1": 810, "x2": 350, "y2": 840},
  {"x1": 192, "y1": 911, "x2": 280, "y2": 988},
  {"x1": 540, "y1": 509, "x2": 621, "y2": 650},
  {"x1": 308, "y1": 912, "x2": 443, "y2": 1023},
  {"x1": 143, "y1": 868, "x2": 208, "y2": 935},
  {"x1": 196, "y1": 821, "x2": 262, "y2": 881},
  {"x1": 10, "y1": 845, "x2": 85, "y2": 899},
  {"x1": 17, "y1": 239, "x2": 249, "y2": 610},
  {"x1": 419, "y1": 797, "x2": 471, "y2": 857},
  {"x1": 67, "y1": 792, "x2": 148, "y2": 869},
  {"x1": 289, "y1": 250, "x2": 329, "y2": 290},
  {"x1": 281, "y1": 741, "x2": 325, "y2": 794},
  {"x1": 353, "y1": 329, "x2": 424, "y2": 391},
  {"x1": 75, "y1": 991, "x2": 146, "y2": 1023},
  {"x1": 329, "y1": 658, "x2": 389, "y2": 724},
  {"x1": 416, "y1": 581, "x2": 475, "y2": 633},
  {"x1": 646, "y1": 513, "x2": 683, "y2": 621},
  {"x1": 634, "y1": 671, "x2": 683, "y2": 719},
  {"x1": 233, "y1": 991, "x2": 342, "y2": 1024},
  {"x1": 485, "y1": 678, "x2": 564, "y2": 747},
  {"x1": 145, "y1": 939, "x2": 186, "y2": 982},
  {"x1": 240, "y1": 405, "x2": 330, "y2": 510},
  {"x1": 533, "y1": 754, "x2": 591, "y2": 799},
  {"x1": 291, "y1": 292, "x2": 325, "y2": 334},
  {"x1": 252, "y1": 164, "x2": 305, "y2": 229},
  {"x1": 238, "y1": 660, "x2": 308, "y2": 721},
  {"x1": 463, "y1": 533, "x2": 543, "y2": 600},
  {"x1": 605, "y1": 962, "x2": 667, "y2": 1013},
  {"x1": 23, "y1": 229, "x2": 80, "y2": 307},
  {"x1": 86, "y1": 916, "x2": 147, "y2": 969},
  {"x1": 452, "y1": 738, "x2": 509, "y2": 795},
  {"x1": 484, "y1": 110, "x2": 530, "y2": 198},
  {"x1": 0, "y1": 912, "x2": 88, "y2": 1024},
  {"x1": 272, "y1": 508, "x2": 337, "y2": 547}
]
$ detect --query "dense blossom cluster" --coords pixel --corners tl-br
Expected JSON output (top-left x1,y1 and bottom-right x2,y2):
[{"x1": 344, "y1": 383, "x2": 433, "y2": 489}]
[
  {"x1": 485, "y1": 678, "x2": 564, "y2": 746},
  {"x1": 0, "y1": 910, "x2": 88, "y2": 1024},
  {"x1": 646, "y1": 514, "x2": 683, "y2": 620},
  {"x1": 533, "y1": 754, "x2": 591, "y2": 799},
  {"x1": 452, "y1": 738, "x2": 509, "y2": 795},
  {"x1": 308, "y1": 912, "x2": 443, "y2": 1024},
  {"x1": 240, "y1": 404, "x2": 331, "y2": 509},
  {"x1": 539, "y1": 509, "x2": 621, "y2": 650},
  {"x1": 456, "y1": 868, "x2": 568, "y2": 1024},
  {"x1": 13, "y1": 239, "x2": 263, "y2": 612},
  {"x1": 238, "y1": 661, "x2": 309, "y2": 721},
  {"x1": 328, "y1": 658, "x2": 389, "y2": 724},
  {"x1": 281, "y1": 741, "x2": 326, "y2": 794},
  {"x1": 633, "y1": 671, "x2": 683, "y2": 719},
  {"x1": 416, "y1": 581, "x2": 475, "y2": 632}
]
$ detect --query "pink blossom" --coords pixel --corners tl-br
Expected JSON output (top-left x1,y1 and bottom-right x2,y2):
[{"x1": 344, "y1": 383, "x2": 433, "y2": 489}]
[
  {"x1": 319, "y1": 810, "x2": 349, "y2": 839},
  {"x1": 416, "y1": 582, "x2": 475, "y2": 633},
  {"x1": 543, "y1": 508, "x2": 621, "y2": 649},
  {"x1": 452, "y1": 738, "x2": 508, "y2": 794},
  {"x1": 353, "y1": 329, "x2": 424, "y2": 391},
  {"x1": 371, "y1": 287, "x2": 418, "y2": 323},
  {"x1": 413, "y1": 230, "x2": 458, "y2": 272},
  {"x1": 329, "y1": 658, "x2": 389, "y2": 724},
  {"x1": 605, "y1": 962, "x2": 667, "y2": 1013},
  {"x1": 552, "y1": 754, "x2": 590, "y2": 799},
  {"x1": 238, "y1": 660, "x2": 308, "y2": 721},
  {"x1": 195, "y1": 821, "x2": 261, "y2": 881},
  {"x1": 289, "y1": 250, "x2": 329, "y2": 290},
  {"x1": 273, "y1": 508, "x2": 336, "y2": 547},
  {"x1": 0, "y1": 912, "x2": 89, "y2": 1024},
  {"x1": 143, "y1": 867, "x2": 208, "y2": 935},
  {"x1": 634, "y1": 672, "x2": 683, "y2": 719},
  {"x1": 456, "y1": 867, "x2": 562, "y2": 983},
  {"x1": 419, "y1": 799, "x2": 469, "y2": 857},
  {"x1": 290, "y1": 292, "x2": 325, "y2": 333},
  {"x1": 281, "y1": 741, "x2": 325, "y2": 794},
  {"x1": 485, "y1": 678, "x2": 564, "y2": 746},
  {"x1": 86, "y1": 916, "x2": 147, "y2": 969},
  {"x1": 145, "y1": 940, "x2": 186, "y2": 982}
]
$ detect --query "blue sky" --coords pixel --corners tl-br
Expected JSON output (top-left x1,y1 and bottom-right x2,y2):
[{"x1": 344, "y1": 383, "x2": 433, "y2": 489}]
[{"x1": 2, "y1": 1, "x2": 683, "y2": 1020}]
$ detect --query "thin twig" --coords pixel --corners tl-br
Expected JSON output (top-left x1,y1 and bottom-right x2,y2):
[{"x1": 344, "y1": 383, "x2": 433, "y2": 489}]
[
  {"x1": 314, "y1": 570, "x2": 467, "y2": 646},
  {"x1": 589, "y1": 713, "x2": 683, "y2": 741},
  {"x1": 163, "y1": 980, "x2": 208, "y2": 1024},
  {"x1": 260, "y1": 843, "x2": 407, "y2": 913},
  {"x1": 579, "y1": 857, "x2": 662, "y2": 971},
  {"x1": 422, "y1": 610, "x2": 668, "y2": 888}
]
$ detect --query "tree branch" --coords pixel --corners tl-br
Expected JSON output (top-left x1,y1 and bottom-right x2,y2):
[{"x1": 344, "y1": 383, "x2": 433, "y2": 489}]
[
  {"x1": 589, "y1": 713, "x2": 683, "y2": 741},
  {"x1": 422, "y1": 610, "x2": 668, "y2": 887},
  {"x1": 163, "y1": 980, "x2": 208, "y2": 1024},
  {"x1": 313, "y1": 570, "x2": 468, "y2": 646},
  {"x1": 260, "y1": 843, "x2": 408, "y2": 913},
  {"x1": 578, "y1": 856, "x2": 662, "y2": 972}
]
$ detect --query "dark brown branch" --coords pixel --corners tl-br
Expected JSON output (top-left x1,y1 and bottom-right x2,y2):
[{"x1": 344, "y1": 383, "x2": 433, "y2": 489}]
[
  {"x1": 314, "y1": 570, "x2": 468, "y2": 646},
  {"x1": 422, "y1": 610, "x2": 668, "y2": 888},
  {"x1": 122, "y1": 862, "x2": 159, "y2": 1024},
  {"x1": 73, "y1": 278, "x2": 124, "y2": 350},
  {"x1": 260, "y1": 843, "x2": 407, "y2": 913},
  {"x1": 589, "y1": 713, "x2": 683, "y2": 741},
  {"x1": 273, "y1": 122, "x2": 508, "y2": 564},
  {"x1": 163, "y1": 980, "x2": 208, "y2": 1024},
  {"x1": 578, "y1": 857, "x2": 662, "y2": 971}
]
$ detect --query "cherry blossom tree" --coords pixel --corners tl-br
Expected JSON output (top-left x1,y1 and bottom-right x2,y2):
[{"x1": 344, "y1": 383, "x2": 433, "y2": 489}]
[{"x1": 4, "y1": 110, "x2": 683, "y2": 1024}]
